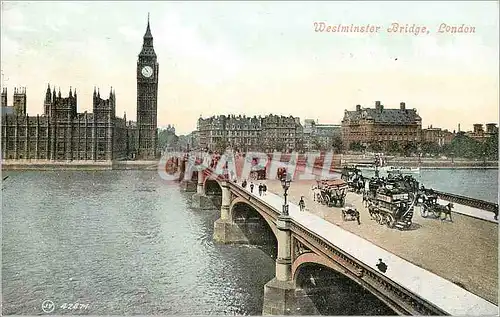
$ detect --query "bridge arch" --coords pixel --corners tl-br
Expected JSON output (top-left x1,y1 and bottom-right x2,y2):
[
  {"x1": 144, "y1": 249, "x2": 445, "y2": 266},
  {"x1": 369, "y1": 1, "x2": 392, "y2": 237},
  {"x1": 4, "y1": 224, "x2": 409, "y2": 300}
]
[
  {"x1": 204, "y1": 178, "x2": 222, "y2": 196},
  {"x1": 229, "y1": 196, "x2": 278, "y2": 239},
  {"x1": 293, "y1": 255, "x2": 397, "y2": 315}
]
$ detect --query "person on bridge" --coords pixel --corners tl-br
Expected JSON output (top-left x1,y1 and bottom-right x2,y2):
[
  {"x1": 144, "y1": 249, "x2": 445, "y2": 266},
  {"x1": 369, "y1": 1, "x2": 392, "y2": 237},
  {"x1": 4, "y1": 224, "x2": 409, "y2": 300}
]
[
  {"x1": 376, "y1": 259, "x2": 387, "y2": 273},
  {"x1": 258, "y1": 184, "x2": 263, "y2": 196},
  {"x1": 242, "y1": 179, "x2": 247, "y2": 188},
  {"x1": 262, "y1": 184, "x2": 267, "y2": 195},
  {"x1": 250, "y1": 182, "x2": 254, "y2": 193},
  {"x1": 299, "y1": 196, "x2": 305, "y2": 211}
]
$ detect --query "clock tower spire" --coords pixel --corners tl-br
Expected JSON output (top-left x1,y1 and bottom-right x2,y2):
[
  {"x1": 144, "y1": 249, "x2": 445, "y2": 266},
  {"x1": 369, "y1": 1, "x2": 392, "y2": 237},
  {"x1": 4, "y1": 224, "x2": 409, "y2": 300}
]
[{"x1": 136, "y1": 14, "x2": 159, "y2": 160}]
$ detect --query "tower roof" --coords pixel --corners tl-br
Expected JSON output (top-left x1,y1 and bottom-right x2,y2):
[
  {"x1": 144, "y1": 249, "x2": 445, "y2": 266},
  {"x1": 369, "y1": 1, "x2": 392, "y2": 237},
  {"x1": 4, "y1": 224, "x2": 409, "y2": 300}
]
[
  {"x1": 139, "y1": 14, "x2": 156, "y2": 58},
  {"x1": 144, "y1": 12, "x2": 153, "y2": 39}
]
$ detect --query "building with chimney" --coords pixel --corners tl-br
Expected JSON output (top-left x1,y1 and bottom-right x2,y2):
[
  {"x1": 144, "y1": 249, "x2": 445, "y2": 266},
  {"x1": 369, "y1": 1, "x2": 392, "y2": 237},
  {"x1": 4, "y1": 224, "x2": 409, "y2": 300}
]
[
  {"x1": 466, "y1": 123, "x2": 498, "y2": 142},
  {"x1": 341, "y1": 101, "x2": 422, "y2": 150}
]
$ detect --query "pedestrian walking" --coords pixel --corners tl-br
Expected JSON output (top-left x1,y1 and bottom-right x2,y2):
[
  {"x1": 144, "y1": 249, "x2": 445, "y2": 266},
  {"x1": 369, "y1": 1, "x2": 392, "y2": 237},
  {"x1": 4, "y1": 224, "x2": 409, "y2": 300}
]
[
  {"x1": 250, "y1": 182, "x2": 254, "y2": 193},
  {"x1": 263, "y1": 184, "x2": 267, "y2": 196},
  {"x1": 258, "y1": 184, "x2": 263, "y2": 196},
  {"x1": 299, "y1": 196, "x2": 305, "y2": 211},
  {"x1": 242, "y1": 179, "x2": 247, "y2": 188}
]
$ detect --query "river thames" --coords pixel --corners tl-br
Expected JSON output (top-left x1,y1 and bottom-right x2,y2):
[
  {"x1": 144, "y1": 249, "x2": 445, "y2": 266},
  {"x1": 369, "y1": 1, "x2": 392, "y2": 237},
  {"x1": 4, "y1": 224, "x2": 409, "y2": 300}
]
[{"x1": 1, "y1": 168, "x2": 497, "y2": 315}]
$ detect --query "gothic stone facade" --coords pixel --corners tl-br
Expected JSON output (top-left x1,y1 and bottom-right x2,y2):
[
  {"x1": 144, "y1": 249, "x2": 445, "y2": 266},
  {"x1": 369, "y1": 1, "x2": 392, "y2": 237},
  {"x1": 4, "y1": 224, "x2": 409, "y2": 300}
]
[
  {"x1": 341, "y1": 101, "x2": 422, "y2": 150},
  {"x1": 1, "y1": 86, "x2": 133, "y2": 161},
  {"x1": 0, "y1": 17, "x2": 158, "y2": 161},
  {"x1": 136, "y1": 17, "x2": 159, "y2": 160}
]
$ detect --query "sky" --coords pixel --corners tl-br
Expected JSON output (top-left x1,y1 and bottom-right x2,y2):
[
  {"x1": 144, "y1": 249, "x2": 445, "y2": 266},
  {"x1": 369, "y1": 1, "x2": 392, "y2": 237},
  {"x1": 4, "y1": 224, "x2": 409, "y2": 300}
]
[{"x1": 1, "y1": 1, "x2": 498, "y2": 135}]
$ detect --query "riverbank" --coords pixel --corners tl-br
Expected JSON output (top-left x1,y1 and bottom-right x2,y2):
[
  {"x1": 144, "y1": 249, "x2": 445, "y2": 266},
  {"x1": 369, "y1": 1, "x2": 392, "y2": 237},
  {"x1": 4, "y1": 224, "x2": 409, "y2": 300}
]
[
  {"x1": 340, "y1": 154, "x2": 498, "y2": 168},
  {"x1": 1, "y1": 160, "x2": 159, "y2": 171}
]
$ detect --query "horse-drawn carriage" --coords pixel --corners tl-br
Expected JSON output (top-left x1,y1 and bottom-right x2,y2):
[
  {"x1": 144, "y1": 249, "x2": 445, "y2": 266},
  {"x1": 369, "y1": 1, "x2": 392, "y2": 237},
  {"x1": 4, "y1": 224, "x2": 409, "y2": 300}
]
[
  {"x1": 341, "y1": 166, "x2": 364, "y2": 192},
  {"x1": 366, "y1": 186, "x2": 415, "y2": 230},
  {"x1": 341, "y1": 205, "x2": 360, "y2": 223},
  {"x1": 249, "y1": 157, "x2": 267, "y2": 180},
  {"x1": 417, "y1": 189, "x2": 454, "y2": 221},
  {"x1": 313, "y1": 179, "x2": 348, "y2": 207}
]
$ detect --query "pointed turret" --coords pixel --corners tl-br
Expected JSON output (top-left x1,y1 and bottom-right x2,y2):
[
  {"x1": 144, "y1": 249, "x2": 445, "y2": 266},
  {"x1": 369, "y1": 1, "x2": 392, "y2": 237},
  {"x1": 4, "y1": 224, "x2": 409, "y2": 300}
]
[
  {"x1": 144, "y1": 12, "x2": 152, "y2": 39},
  {"x1": 69, "y1": 86, "x2": 72, "y2": 98},
  {"x1": 52, "y1": 87, "x2": 56, "y2": 100},
  {"x1": 110, "y1": 86, "x2": 113, "y2": 99},
  {"x1": 58, "y1": 88, "x2": 61, "y2": 98},
  {"x1": 139, "y1": 14, "x2": 156, "y2": 57},
  {"x1": 45, "y1": 84, "x2": 51, "y2": 102},
  {"x1": 97, "y1": 88, "x2": 100, "y2": 99}
]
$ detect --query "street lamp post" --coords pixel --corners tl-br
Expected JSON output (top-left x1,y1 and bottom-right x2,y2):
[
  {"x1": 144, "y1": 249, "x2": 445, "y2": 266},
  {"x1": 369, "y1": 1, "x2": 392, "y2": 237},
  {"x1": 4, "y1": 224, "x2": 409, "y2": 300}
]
[{"x1": 281, "y1": 175, "x2": 291, "y2": 216}]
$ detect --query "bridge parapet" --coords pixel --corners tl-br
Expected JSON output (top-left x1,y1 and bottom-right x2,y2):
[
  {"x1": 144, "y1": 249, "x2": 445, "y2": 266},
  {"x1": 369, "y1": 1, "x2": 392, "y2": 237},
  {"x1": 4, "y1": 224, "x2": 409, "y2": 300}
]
[
  {"x1": 434, "y1": 190, "x2": 498, "y2": 219},
  {"x1": 199, "y1": 168, "x2": 498, "y2": 316}
]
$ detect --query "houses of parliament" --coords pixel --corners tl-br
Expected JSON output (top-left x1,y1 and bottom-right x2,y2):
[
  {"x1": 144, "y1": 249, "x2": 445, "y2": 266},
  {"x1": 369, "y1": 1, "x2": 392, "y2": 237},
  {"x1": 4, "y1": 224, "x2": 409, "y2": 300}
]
[{"x1": 1, "y1": 17, "x2": 159, "y2": 161}]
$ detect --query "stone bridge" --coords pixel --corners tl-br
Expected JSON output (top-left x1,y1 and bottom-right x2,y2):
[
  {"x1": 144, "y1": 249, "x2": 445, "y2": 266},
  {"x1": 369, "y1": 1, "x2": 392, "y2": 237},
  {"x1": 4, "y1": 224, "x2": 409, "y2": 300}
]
[{"x1": 183, "y1": 168, "x2": 497, "y2": 316}]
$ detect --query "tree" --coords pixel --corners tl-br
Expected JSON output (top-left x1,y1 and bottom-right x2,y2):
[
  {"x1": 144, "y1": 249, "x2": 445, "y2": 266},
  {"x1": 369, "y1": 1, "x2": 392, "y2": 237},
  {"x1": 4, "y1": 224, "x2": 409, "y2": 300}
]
[
  {"x1": 420, "y1": 141, "x2": 440, "y2": 156},
  {"x1": 448, "y1": 133, "x2": 482, "y2": 159},
  {"x1": 369, "y1": 142, "x2": 382, "y2": 153},
  {"x1": 331, "y1": 136, "x2": 343, "y2": 153},
  {"x1": 158, "y1": 129, "x2": 179, "y2": 151},
  {"x1": 483, "y1": 132, "x2": 498, "y2": 160},
  {"x1": 386, "y1": 141, "x2": 401, "y2": 154},
  {"x1": 349, "y1": 142, "x2": 365, "y2": 152},
  {"x1": 402, "y1": 142, "x2": 418, "y2": 157}
]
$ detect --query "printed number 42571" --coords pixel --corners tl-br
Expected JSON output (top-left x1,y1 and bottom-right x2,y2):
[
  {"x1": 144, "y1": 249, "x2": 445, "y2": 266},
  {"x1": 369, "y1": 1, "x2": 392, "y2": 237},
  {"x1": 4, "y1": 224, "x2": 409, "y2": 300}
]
[{"x1": 60, "y1": 303, "x2": 89, "y2": 310}]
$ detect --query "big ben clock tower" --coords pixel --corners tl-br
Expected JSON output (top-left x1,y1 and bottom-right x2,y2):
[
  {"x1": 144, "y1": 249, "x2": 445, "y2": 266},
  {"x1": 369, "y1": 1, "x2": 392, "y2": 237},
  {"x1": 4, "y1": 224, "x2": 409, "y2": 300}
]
[{"x1": 137, "y1": 14, "x2": 159, "y2": 160}]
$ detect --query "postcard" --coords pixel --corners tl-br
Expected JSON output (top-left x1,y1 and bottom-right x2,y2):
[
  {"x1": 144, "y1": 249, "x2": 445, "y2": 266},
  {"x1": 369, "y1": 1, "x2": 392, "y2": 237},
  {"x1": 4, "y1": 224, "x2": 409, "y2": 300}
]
[{"x1": 1, "y1": 1, "x2": 498, "y2": 316}]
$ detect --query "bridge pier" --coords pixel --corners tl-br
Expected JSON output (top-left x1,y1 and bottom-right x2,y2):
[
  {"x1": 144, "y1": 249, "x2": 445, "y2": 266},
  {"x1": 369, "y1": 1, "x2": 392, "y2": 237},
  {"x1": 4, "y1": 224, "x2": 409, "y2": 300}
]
[
  {"x1": 191, "y1": 170, "x2": 214, "y2": 209},
  {"x1": 263, "y1": 214, "x2": 297, "y2": 315},
  {"x1": 213, "y1": 181, "x2": 249, "y2": 243},
  {"x1": 179, "y1": 158, "x2": 196, "y2": 192},
  {"x1": 179, "y1": 179, "x2": 197, "y2": 192}
]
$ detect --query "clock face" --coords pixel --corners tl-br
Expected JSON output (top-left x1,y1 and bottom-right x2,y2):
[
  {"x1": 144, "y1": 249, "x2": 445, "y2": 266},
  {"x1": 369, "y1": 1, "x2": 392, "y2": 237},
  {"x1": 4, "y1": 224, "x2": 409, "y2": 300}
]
[{"x1": 141, "y1": 66, "x2": 153, "y2": 78}]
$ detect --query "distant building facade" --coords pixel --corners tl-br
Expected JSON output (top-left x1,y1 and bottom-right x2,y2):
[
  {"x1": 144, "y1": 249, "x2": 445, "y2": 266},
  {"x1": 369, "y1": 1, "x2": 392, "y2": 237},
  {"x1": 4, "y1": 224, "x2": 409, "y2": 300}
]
[
  {"x1": 197, "y1": 114, "x2": 303, "y2": 152},
  {"x1": 302, "y1": 119, "x2": 341, "y2": 151},
  {"x1": 466, "y1": 123, "x2": 498, "y2": 142},
  {"x1": 341, "y1": 101, "x2": 422, "y2": 150},
  {"x1": 421, "y1": 125, "x2": 454, "y2": 146}
]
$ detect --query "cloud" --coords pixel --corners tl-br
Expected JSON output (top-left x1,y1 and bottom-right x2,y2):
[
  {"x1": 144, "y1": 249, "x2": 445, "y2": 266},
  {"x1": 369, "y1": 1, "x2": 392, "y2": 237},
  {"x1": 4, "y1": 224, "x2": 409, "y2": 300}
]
[
  {"x1": 118, "y1": 26, "x2": 142, "y2": 44},
  {"x1": 154, "y1": 11, "x2": 246, "y2": 86}
]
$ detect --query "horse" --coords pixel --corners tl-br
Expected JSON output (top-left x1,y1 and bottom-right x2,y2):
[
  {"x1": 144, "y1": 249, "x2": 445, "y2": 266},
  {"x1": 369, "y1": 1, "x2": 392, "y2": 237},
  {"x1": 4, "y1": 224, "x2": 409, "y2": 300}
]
[
  {"x1": 435, "y1": 202, "x2": 454, "y2": 222},
  {"x1": 425, "y1": 202, "x2": 453, "y2": 222}
]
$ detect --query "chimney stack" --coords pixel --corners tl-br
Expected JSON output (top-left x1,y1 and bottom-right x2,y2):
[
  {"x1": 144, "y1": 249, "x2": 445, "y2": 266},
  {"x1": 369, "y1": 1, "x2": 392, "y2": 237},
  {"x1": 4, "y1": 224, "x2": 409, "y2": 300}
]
[
  {"x1": 356, "y1": 104, "x2": 361, "y2": 111},
  {"x1": 400, "y1": 102, "x2": 406, "y2": 110}
]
